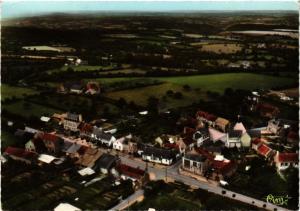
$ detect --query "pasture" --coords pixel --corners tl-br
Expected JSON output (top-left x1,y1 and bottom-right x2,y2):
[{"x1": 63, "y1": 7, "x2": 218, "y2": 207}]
[
  {"x1": 199, "y1": 43, "x2": 242, "y2": 54},
  {"x1": 1, "y1": 84, "x2": 39, "y2": 100}
]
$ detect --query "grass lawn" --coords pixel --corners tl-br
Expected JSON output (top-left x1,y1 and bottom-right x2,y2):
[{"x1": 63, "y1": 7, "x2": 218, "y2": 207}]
[
  {"x1": 3, "y1": 101, "x2": 63, "y2": 118},
  {"x1": 1, "y1": 84, "x2": 39, "y2": 100}
]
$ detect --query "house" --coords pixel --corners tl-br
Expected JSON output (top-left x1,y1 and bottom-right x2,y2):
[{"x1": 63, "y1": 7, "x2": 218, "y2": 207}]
[
  {"x1": 117, "y1": 164, "x2": 146, "y2": 187},
  {"x1": 195, "y1": 148, "x2": 237, "y2": 181},
  {"x1": 62, "y1": 141, "x2": 83, "y2": 158},
  {"x1": 14, "y1": 129, "x2": 35, "y2": 144},
  {"x1": 193, "y1": 128, "x2": 210, "y2": 147},
  {"x1": 4, "y1": 147, "x2": 37, "y2": 164},
  {"x1": 54, "y1": 203, "x2": 81, "y2": 211},
  {"x1": 79, "y1": 123, "x2": 94, "y2": 138},
  {"x1": 70, "y1": 83, "x2": 83, "y2": 94},
  {"x1": 182, "y1": 127, "x2": 197, "y2": 150},
  {"x1": 226, "y1": 130, "x2": 243, "y2": 148},
  {"x1": 52, "y1": 113, "x2": 67, "y2": 125},
  {"x1": 141, "y1": 145, "x2": 179, "y2": 165},
  {"x1": 196, "y1": 111, "x2": 217, "y2": 126},
  {"x1": 41, "y1": 133, "x2": 64, "y2": 155},
  {"x1": 128, "y1": 140, "x2": 138, "y2": 154},
  {"x1": 208, "y1": 127, "x2": 227, "y2": 143},
  {"x1": 94, "y1": 153, "x2": 120, "y2": 174},
  {"x1": 113, "y1": 134, "x2": 131, "y2": 152},
  {"x1": 252, "y1": 138, "x2": 274, "y2": 159},
  {"x1": 215, "y1": 117, "x2": 230, "y2": 132},
  {"x1": 201, "y1": 139, "x2": 224, "y2": 155},
  {"x1": 85, "y1": 81, "x2": 100, "y2": 95},
  {"x1": 274, "y1": 151, "x2": 299, "y2": 171},
  {"x1": 91, "y1": 126, "x2": 116, "y2": 147},
  {"x1": 75, "y1": 147, "x2": 102, "y2": 167},
  {"x1": 267, "y1": 119, "x2": 283, "y2": 134},
  {"x1": 63, "y1": 113, "x2": 83, "y2": 132},
  {"x1": 256, "y1": 103, "x2": 280, "y2": 118},
  {"x1": 25, "y1": 138, "x2": 47, "y2": 153},
  {"x1": 233, "y1": 122, "x2": 251, "y2": 147},
  {"x1": 182, "y1": 152, "x2": 209, "y2": 176}
]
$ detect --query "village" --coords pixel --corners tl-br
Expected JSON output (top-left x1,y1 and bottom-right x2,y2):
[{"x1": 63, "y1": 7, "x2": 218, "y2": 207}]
[
  {"x1": 1, "y1": 5, "x2": 299, "y2": 211},
  {"x1": 1, "y1": 87, "x2": 298, "y2": 211}
]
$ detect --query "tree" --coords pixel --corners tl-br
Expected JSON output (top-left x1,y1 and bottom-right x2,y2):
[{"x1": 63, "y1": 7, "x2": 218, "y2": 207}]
[
  {"x1": 147, "y1": 96, "x2": 159, "y2": 113},
  {"x1": 166, "y1": 90, "x2": 174, "y2": 96},
  {"x1": 117, "y1": 97, "x2": 127, "y2": 108},
  {"x1": 183, "y1": 84, "x2": 191, "y2": 91},
  {"x1": 174, "y1": 92, "x2": 183, "y2": 99}
]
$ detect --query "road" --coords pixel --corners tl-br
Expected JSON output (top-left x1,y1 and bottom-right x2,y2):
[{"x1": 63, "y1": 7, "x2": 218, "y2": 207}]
[
  {"x1": 119, "y1": 155, "x2": 291, "y2": 211},
  {"x1": 109, "y1": 189, "x2": 144, "y2": 211}
]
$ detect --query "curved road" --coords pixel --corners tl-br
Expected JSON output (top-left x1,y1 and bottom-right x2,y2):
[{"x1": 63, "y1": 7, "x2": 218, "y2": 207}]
[{"x1": 119, "y1": 155, "x2": 291, "y2": 211}]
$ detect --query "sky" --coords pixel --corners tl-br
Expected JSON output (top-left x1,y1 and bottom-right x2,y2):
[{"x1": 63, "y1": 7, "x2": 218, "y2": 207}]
[{"x1": 2, "y1": 1, "x2": 299, "y2": 19}]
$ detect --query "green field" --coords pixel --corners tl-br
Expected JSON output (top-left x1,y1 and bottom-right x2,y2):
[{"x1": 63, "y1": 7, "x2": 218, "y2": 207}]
[
  {"x1": 155, "y1": 73, "x2": 297, "y2": 93},
  {"x1": 3, "y1": 101, "x2": 63, "y2": 118},
  {"x1": 1, "y1": 84, "x2": 39, "y2": 100},
  {"x1": 103, "y1": 73, "x2": 296, "y2": 107},
  {"x1": 47, "y1": 64, "x2": 117, "y2": 74},
  {"x1": 105, "y1": 82, "x2": 206, "y2": 108}
]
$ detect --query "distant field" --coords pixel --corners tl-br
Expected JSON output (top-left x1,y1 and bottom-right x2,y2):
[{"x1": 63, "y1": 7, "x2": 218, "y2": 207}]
[
  {"x1": 1, "y1": 84, "x2": 39, "y2": 100},
  {"x1": 3, "y1": 101, "x2": 62, "y2": 118},
  {"x1": 155, "y1": 73, "x2": 297, "y2": 93},
  {"x1": 48, "y1": 65, "x2": 116, "y2": 74},
  {"x1": 104, "y1": 73, "x2": 297, "y2": 107},
  {"x1": 200, "y1": 43, "x2": 242, "y2": 54},
  {"x1": 105, "y1": 82, "x2": 206, "y2": 108}
]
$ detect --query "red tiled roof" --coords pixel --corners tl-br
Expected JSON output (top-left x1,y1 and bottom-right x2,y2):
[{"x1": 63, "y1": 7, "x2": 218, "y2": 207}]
[
  {"x1": 79, "y1": 123, "x2": 93, "y2": 133},
  {"x1": 78, "y1": 145, "x2": 88, "y2": 155},
  {"x1": 278, "y1": 153, "x2": 298, "y2": 163},
  {"x1": 42, "y1": 133, "x2": 60, "y2": 143},
  {"x1": 256, "y1": 103, "x2": 279, "y2": 114},
  {"x1": 195, "y1": 147, "x2": 214, "y2": 160},
  {"x1": 196, "y1": 111, "x2": 217, "y2": 122},
  {"x1": 252, "y1": 138, "x2": 262, "y2": 145},
  {"x1": 164, "y1": 143, "x2": 179, "y2": 150},
  {"x1": 4, "y1": 147, "x2": 37, "y2": 159},
  {"x1": 118, "y1": 164, "x2": 145, "y2": 179},
  {"x1": 257, "y1": 144, "x2": 272, "y2": 157}
]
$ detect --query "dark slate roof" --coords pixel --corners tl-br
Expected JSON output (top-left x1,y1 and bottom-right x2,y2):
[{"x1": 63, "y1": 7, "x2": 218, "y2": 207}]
[
  {"x1": 201, "y1": 139, "x2": 224, "y2": 153},
  {"x1": 247, "y1": 129, "x2": 261, "y2": 138},
  {"x1": 66, "y1": 143, "x2": 82, "y2": 154},
  {"x1": 185, "y1": 153, "x2": 207, "y2": 162},
  {"x1": 96, "y1": 153, "x2": 119, "y2": 170},
  {"x1": 62, "y1": 141, "x2": 73, "y2": 152},
  {"x1": 92, "y1": 127, "x2": 112, "y2": 140},
  {"x1": 142, "y1": 145, "x2": 177, "y2": 160},
  {"x1": 70, "y1": 84, "x2": 83, "y2": 90},
  {"x1": 66, "y1": 113, "x2": 81, "y2": 121},
  {"x1": 228, "y1": 130, "x2": 243, "y2": 138}
]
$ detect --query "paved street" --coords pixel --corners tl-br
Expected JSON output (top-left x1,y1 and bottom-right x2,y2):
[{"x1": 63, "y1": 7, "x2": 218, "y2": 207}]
[{"x1": 119, "y1": 155, "x2": 291, "y2": 211}]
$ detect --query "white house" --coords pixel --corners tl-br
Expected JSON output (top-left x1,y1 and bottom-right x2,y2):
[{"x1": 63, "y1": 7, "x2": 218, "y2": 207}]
[
  {"x1": 91, "y1": 126, "x2": 116, "y2": 147},
  {"x1": 113, "y1": 134, "x2": 131, "y2": 151}
]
